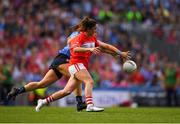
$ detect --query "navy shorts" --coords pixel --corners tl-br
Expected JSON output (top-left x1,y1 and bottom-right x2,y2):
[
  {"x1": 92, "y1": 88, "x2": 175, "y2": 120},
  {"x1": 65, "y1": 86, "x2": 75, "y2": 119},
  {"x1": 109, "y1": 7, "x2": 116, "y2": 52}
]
[{"x1": 49, "y1": 53, "x2": 69, "y2": 79}]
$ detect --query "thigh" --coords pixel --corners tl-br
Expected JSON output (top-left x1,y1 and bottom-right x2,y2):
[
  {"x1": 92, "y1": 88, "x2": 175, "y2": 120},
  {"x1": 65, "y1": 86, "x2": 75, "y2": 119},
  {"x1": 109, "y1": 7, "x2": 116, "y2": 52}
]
[
  {"x1": 63, "y1": 76, "x2": 80, "y2": 92},
  {"x1": 50, "y1": 54, "x2": 70, "y2": 78},
  {"x1": 50, "y1": 54, "x2": 68, "y2": 69},
  {"x1": 74, "y1": 69, "x2": 93, "y2": 84},
  {"x1": 58, "y1": 63, "x2": 70, "y2": 77},
  {"x1": 39, "y1": 69, "x2": 58, "y2": 86}
]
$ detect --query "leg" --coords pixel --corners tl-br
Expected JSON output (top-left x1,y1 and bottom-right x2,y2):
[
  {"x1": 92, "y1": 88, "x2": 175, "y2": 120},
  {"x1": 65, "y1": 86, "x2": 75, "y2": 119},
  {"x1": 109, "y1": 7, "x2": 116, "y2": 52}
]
[
  {"x1": 51, "y1": 76, "x2": 79, "y2": 100},
  {"x1": 59, "y1": 63, "x2": 86, "y2": 111},
  {"x1": 25, "y1": 69, "x2": 58, "y2": 91},
  {"x1": 7, "y1": 69, "x2": 59, "y2": 100},
  {"x1": 166, "y1": 89, "x2": 171, "y2": 106},
  {"x1": 73, "y1": 83, "x2": 87, "y2": 111},
  {"x1": 172, "y1": 89, "x2": 178, "y2": 106},
  {"x1": 73, "y1": 83, "x2": 82, "y2": 97},
  {"x1": 73, "y1": 68, "x2": 104, "y2": 112},
  {"x1": 35, "y1": 76, "x2": 79, "y2": 112},
  {"x1": 58, "y1": 63, "x2": 70, "y2": 77},
  {"x1": 74, "y1": 69, "x2": 94, "y2": 98},
  {"x1": 0, "y1": 84, "x2": 2, "y2": 103},
  {"x1": 19, "y1": 62, "x2": 70, "y2": 94},
  {"x1": 58, "y1": 63, "x2": 83, "y2": 96}
]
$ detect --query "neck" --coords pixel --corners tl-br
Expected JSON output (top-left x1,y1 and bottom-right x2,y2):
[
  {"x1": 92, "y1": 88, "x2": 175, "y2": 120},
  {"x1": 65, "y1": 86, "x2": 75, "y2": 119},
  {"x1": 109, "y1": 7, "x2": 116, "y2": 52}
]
[{"x1": 84, "y1": 32, "x2": 92, "y2": 37}]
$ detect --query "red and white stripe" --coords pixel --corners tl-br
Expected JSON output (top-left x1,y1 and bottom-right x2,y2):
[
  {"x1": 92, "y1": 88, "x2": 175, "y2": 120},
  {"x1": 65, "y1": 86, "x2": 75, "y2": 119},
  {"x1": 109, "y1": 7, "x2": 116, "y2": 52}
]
[
  {"x1": 86, "y1": 96, "x2": 93, "y2": 105},
  {"x1": 46, "y1": 96, "x2": 54, "y2": 104},
  {"x1": 68, "y1": 63, "x2": 86, "y2": 76},
  {"x1": 74, "y1": 64, "x2": 80, "y2": 72}
]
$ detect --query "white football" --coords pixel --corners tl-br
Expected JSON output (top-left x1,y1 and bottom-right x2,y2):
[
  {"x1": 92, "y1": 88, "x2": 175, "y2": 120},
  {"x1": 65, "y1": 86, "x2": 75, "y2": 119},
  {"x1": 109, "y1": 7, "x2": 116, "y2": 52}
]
[{"x1": 123, "y1": 60, "x2": 137, "y2": 73}]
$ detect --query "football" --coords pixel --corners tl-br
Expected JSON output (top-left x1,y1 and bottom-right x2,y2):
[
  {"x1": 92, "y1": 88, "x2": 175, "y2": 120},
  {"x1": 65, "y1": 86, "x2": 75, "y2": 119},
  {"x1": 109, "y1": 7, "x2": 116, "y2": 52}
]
[{"x1": 123, "y1": 60, "x2": 137, "y2": 73}]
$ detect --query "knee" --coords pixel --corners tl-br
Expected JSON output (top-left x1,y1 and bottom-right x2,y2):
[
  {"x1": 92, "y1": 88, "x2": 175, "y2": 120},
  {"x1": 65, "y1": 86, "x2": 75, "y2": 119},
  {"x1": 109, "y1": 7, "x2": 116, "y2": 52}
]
[{"x1": 86, "y1": 80, "x2": 94, "y2": 86}]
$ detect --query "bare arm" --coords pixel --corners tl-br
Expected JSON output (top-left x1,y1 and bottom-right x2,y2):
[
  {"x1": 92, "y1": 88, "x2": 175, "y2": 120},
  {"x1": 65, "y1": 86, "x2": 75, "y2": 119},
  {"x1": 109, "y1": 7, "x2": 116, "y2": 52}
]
[
  {"x1": 73, "y1": 47, "x2": 91, "y2": 52},
  {"x1": 73, "y1": 47, "x2": 101, "y2": 54},
  {"x1": 98, "y1": 40, "x2": 131, "y2": 60},
  {"x1": 98, "y1": 40, "x2": 121, "y2": 55}
]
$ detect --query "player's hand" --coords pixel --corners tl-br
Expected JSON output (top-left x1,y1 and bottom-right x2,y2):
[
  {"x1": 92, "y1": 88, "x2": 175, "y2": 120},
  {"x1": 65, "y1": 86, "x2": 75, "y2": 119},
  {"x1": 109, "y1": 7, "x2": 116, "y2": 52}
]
[
  {"x1": 121, "y1": 51, "x2": 131, "y2": 61},
  {"x1": 89, "y1": 47, "x2": 101, "y2": 55}
]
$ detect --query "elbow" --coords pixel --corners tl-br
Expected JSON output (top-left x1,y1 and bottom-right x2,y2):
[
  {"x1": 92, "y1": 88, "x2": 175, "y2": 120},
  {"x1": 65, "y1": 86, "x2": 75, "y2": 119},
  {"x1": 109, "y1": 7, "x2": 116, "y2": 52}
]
[
  {"x1": 73, "y1": 47, "x2": 79, "y2": 53},
  {"x1": 73, "y1": 48, "x2": 78, "y2": 52},
  {"x1": 99, "y1": 47, "x2": 105, "y2": 52}
]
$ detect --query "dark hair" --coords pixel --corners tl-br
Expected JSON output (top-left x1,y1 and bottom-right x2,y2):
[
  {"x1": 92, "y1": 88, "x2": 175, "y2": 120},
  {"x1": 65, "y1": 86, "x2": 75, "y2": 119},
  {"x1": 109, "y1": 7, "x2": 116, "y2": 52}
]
[
  {"x1": 67, "y1": 25, "x2": 80, "y2": 36},
  {"x1": 79, "y1": 16, "x2": 97, "y2": 31},
  {"x1": 67, "y1": 17, "x2": 96, "y2": 36}
]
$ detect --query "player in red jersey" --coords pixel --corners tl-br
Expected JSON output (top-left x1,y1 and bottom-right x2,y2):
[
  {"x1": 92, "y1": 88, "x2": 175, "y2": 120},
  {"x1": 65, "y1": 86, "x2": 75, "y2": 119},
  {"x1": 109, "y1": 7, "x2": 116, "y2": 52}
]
[{"x1": 35, "y1": 17, "x2": 131, "y2": 112}]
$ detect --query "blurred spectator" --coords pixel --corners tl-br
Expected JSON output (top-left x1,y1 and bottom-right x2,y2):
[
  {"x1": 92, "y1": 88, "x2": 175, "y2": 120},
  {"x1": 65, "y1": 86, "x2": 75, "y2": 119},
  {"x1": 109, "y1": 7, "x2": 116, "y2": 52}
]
[
  {"x1": 162, "y1": 62, "x2": 179, "y2": 106},
  {"x1": 152, "y1": 24, "x2": 164, "y2": 39},
  {"x1": 126, "y1": 4, "x2": 143, "y2": 23},
  {"x1": 0, "y1": 57, "x2": 13, "y2": 105},
  {"x1": 0, "y1": 59, "x2": 6, "y2": 104},
  {"x1": 166, "y1": 28, "x2": 178, "y2": 45},
  {"x1": 140, "y1": 62, "x2": 154, "y2": 84},
  {"x1": 90, "y1": 57, "x2": 101, "y2": 88},
  {"x1": 177, "y1": 66, "x2": 180, "y2": 89},
  {"x1": 130, "y1": 69, "x2": 145, "y2": 86},
  {"x1": 98, "y1": 5, "x2": 113, "y2": 24},
  {"x1": 112, "y1": 74, "x2": 131, "y2": 88}
]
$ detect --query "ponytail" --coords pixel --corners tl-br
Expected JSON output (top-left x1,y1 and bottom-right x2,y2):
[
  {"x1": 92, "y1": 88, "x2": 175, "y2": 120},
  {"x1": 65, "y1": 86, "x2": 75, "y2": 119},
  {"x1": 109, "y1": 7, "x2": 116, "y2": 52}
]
[
  {"x1": 67, "y1": 16, "x2": 96, "y2": 36},
  {"x1": 67, "y1": 25, "x2": 80, "y2": 36}
]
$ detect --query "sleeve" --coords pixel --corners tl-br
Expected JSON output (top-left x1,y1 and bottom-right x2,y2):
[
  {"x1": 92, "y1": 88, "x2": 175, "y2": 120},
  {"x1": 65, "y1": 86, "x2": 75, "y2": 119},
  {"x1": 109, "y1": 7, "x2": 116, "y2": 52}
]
[
  {"x1": 67, "y1": 31, "x2": 79, "y2": 40},
  {"x1": 94, "y1": 37, "x2": 99, "y2": 47}
]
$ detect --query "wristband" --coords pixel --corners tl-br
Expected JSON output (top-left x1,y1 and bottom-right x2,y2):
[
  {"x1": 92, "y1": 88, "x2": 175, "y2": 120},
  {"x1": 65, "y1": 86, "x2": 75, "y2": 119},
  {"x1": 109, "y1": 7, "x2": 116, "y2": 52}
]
[{"x1": 116, "y1": 50, "x2": 122, "y2": 55}]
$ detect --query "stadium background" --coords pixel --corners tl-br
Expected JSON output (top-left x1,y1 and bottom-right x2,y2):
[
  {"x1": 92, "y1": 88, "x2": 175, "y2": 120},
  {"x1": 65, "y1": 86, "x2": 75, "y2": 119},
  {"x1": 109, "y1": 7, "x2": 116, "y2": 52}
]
[{"x1": 0, "y1": 0, "x2": 180, "y2": 108}]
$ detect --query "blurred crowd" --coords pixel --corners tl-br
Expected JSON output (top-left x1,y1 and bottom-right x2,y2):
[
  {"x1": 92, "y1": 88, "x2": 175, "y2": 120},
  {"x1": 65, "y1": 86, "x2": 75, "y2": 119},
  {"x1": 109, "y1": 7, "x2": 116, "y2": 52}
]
[{"x1": 0, "y1": 0, "x2": 180, "y2": 105}]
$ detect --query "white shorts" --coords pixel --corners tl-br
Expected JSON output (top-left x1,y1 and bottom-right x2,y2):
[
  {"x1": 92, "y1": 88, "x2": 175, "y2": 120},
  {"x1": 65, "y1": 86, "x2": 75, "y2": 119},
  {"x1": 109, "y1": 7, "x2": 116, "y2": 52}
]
[{"x1": 68, "y1": 63, "x2": 87, "y2": 76}]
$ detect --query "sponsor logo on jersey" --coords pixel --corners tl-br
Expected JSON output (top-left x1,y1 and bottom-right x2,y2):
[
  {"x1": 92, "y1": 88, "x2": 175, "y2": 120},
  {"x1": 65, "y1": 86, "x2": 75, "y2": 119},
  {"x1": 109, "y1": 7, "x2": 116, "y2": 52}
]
[{"x1": 81, "y1": 42, "x2": 95, "y2": 48}]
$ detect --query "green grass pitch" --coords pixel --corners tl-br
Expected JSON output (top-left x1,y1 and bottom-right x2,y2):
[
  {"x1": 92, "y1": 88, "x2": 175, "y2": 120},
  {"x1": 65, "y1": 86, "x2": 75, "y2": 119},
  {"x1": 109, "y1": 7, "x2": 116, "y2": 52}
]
[{"x1": 0, "y1": 106, "x2": 180, "y2": 123}]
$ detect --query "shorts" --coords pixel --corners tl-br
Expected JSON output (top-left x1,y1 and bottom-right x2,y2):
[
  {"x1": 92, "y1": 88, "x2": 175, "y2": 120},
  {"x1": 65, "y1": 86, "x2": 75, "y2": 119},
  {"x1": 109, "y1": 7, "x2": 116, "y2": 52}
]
[
  {"x1": 49, "y1": 53, "x2": 70, "y2": 79},
  {"x1": 68, "y1": 63, "x2": 87, "y2": 76}
]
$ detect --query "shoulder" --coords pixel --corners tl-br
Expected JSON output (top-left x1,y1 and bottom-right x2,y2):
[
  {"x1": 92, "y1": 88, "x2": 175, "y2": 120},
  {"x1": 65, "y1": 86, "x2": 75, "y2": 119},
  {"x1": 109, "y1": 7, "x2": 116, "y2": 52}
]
[
  {"x1": 76, "y1": 32, "x2": 86, "y2": 41},
  {"x1": 78, "y1": 32, "x2": 85, "y2": 37},
  {"x1": 64, "y1": 45, "x2": 69, "y2": 48},
  {"x1": 68, "y1": 31, "x2": 79, "y2": 39},
  {"x1": 93, "y1": 35, "x2": 97, "y2": 40}
]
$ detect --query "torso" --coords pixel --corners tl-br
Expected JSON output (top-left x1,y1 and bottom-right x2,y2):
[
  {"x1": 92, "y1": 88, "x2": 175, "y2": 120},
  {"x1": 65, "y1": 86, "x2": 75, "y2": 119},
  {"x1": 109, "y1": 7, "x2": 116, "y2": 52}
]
[{"x1": 69, "y1": 32, "x2": 98, "y2": 68}]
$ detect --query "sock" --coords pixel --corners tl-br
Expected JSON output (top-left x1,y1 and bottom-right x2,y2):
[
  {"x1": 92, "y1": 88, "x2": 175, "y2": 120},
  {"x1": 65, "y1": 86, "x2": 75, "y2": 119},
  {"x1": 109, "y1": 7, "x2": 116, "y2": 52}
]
[
  {"x1": 42, "y1": 96, "x2": 54, "y2": 104},
  {"x1": 17, "y1": 87, "x2": 26, "y2": 94},
  {"x1": 76, "y1": 96, "x2": 83, "y2": 104},
  {"x1": 86, "y1": 96, "x2": 93, "y2": 105}
]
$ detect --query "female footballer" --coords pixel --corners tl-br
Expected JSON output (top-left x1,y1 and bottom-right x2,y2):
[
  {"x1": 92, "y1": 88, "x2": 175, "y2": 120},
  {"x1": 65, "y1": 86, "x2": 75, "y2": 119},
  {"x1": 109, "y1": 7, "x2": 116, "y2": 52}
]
[{"x1": 35, "y1": 17, "x2": 130, "y2": 112}]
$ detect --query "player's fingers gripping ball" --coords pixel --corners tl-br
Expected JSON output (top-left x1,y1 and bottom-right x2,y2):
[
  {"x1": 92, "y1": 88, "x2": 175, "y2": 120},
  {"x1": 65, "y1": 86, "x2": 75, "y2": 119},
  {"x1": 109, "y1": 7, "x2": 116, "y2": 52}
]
[
  {"x1": 121, "y1": 51, "x2": 131, "y2": 61},
  {"x1": 123, "y1": 60, "x2": 137, "y2": 73}
]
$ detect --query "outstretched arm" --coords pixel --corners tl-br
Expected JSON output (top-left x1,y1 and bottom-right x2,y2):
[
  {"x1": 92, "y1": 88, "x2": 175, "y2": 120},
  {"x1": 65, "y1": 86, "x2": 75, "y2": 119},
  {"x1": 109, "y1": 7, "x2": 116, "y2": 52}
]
[
  {"x1": 97, "y1": 40, "x2": 131, "y2": 60},
  {"x1": 73, "y1": 47, "x2": 101, "y2": 55}
]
